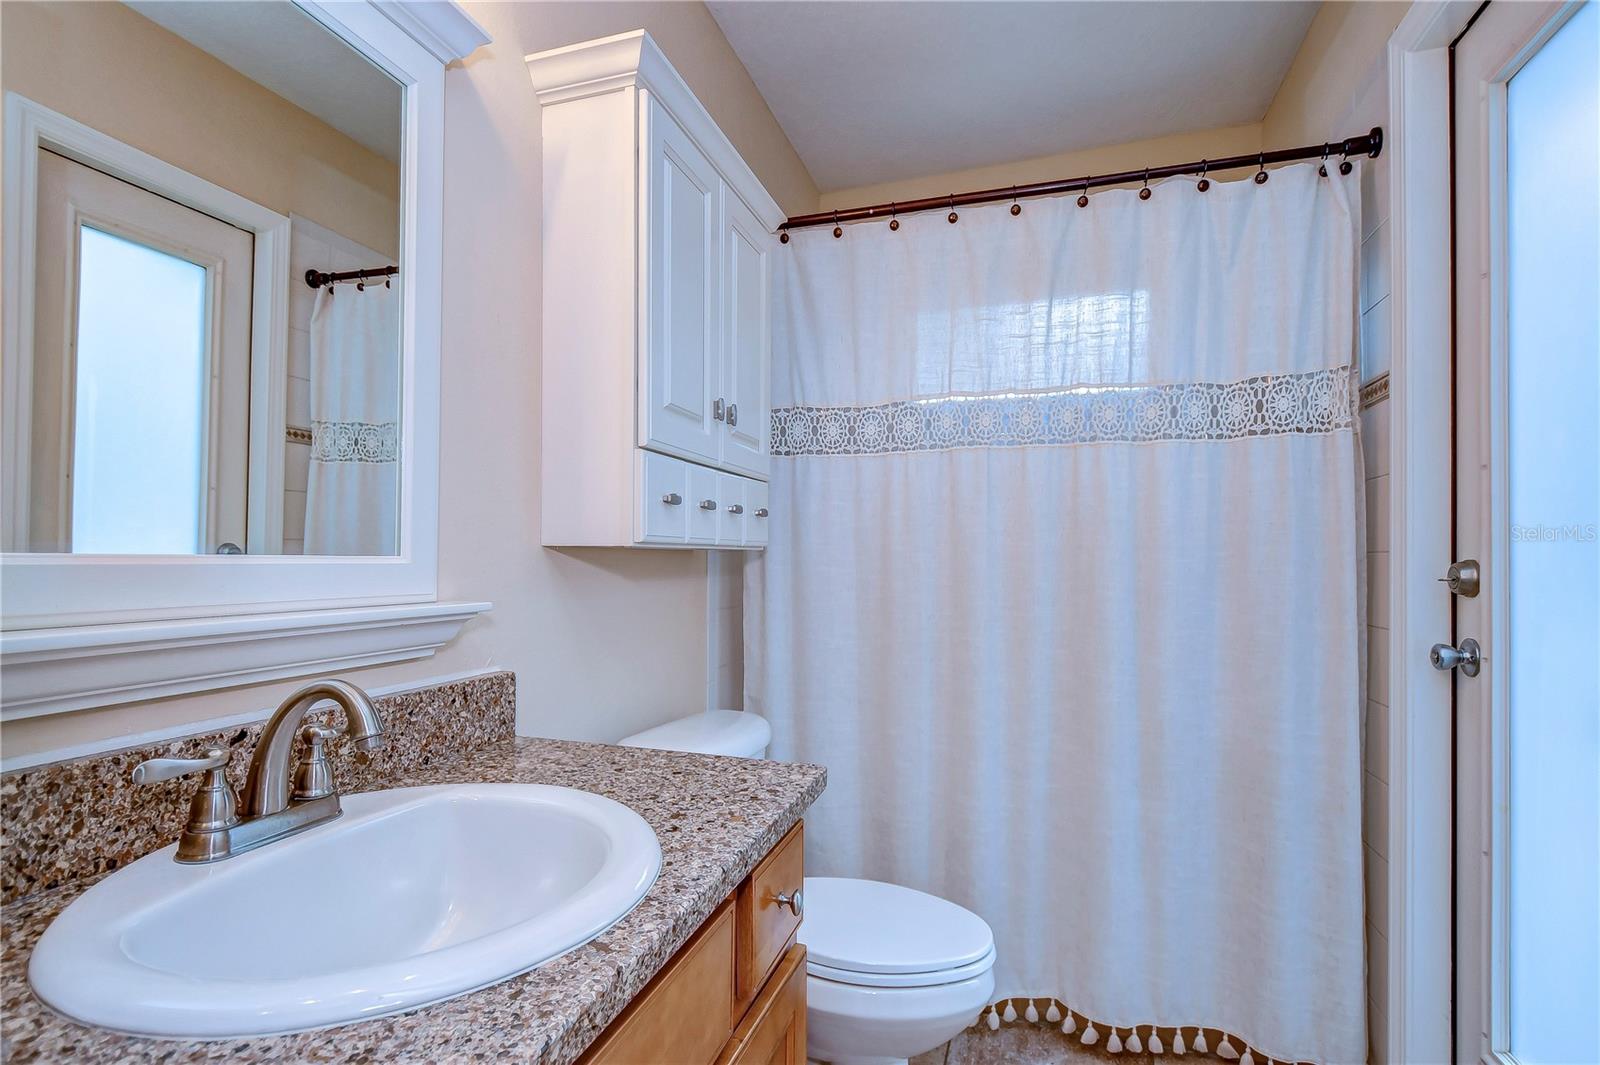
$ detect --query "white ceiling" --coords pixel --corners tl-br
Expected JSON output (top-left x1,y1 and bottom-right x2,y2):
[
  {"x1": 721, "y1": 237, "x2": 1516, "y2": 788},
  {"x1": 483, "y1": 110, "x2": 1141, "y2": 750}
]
[
  {"x1": 706, "y1": 1, "x2": 1319, "y2": 192},
  {"x1": 125, "y1": 1, "x2": 402, "y2": 163}
]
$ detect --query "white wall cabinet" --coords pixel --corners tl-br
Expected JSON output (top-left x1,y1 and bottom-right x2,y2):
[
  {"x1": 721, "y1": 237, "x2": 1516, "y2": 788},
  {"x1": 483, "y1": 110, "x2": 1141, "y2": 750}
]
[{"x1": 530, "y1": 31, "x2": 783, "y2": 549}]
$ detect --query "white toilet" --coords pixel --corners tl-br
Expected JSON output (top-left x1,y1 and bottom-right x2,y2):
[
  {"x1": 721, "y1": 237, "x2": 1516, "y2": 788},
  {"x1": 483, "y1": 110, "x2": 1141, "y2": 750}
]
[{"x1": 620, "y1": 711, "x2": 997, "y2": 1065}]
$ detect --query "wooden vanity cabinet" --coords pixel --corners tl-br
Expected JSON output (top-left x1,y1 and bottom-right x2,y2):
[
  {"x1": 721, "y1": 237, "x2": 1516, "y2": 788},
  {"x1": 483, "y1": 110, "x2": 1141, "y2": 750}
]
[{"x1": 581, "y1": 822, "x2": 806, "y2": 1065}]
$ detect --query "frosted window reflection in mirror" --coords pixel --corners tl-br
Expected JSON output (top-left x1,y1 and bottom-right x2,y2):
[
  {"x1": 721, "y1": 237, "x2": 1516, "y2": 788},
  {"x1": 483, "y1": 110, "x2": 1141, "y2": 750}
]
[
  {"x1": 1, "y1": 0, "x2": 403, "y2": 556},
  {"x1": 72, "y1": 228, "x2": 208, "y2": 554}
]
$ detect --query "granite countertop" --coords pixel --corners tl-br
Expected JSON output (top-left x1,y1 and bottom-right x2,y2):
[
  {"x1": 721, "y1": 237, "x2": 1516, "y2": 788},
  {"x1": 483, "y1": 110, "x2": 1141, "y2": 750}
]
[{"x1": 0, "y1": 737, "x2": 826, "y2": 1064}]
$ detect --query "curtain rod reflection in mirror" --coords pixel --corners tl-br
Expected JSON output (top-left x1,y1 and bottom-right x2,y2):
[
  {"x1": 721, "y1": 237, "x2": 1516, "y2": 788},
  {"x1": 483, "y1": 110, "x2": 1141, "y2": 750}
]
[{"x1": 303, "y1": 265, "x2": 397, "y2": 290}]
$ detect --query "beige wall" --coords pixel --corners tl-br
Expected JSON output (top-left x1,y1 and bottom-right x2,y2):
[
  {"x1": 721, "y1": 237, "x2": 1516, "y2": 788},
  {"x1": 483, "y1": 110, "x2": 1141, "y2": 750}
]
[
  {"x1": 2, "y1": 1, "x2": 817, "y2": 761},
  {"x1": 818, "y1": 122, "x2": 1263, "y2": 212},
  {"x1": 1, "y1": 0, "x2": 400, "y2": 258},
  {"x1": 1262, "y1": 5, "x2": 1410, "y2": 1063}
]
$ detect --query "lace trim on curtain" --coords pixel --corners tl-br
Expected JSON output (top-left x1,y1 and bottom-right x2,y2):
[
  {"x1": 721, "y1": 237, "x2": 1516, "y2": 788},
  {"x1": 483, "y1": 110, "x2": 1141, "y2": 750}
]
[
  {"x1": 976, "y1": 998, "x2": 1318, "y2": 1065},
  {"x1": 771, "y1": 365, "x2": 1355, "y2": 457},
  {"x1": 310, "y1": 420, "x2": 399, "y2": 464}
]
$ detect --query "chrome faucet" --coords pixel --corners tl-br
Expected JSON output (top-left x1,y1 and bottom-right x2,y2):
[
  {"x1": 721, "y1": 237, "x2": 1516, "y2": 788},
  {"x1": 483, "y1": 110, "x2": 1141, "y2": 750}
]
[{"x1": 132, "y1": 679, "x2": 387, "y2": 863}]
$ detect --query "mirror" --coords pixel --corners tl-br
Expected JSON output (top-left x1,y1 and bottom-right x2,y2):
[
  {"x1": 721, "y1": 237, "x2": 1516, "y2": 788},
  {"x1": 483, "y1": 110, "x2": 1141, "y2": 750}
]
[{"x1": 2, "y1": 0, "x2": 402, "y2": 556}]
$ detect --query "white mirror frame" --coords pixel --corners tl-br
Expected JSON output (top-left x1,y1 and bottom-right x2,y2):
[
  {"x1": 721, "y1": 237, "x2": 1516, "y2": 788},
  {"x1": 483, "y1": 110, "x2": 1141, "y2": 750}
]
[{"x1": 0, "y1": 0, "x2": 492, "y2": 719}]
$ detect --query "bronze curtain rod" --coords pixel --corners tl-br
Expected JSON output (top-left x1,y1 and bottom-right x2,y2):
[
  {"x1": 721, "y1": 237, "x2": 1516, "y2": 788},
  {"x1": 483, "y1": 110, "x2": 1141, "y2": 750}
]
[
  {"x1": 304, "y1": 265, "x2": 398, "y2": 289},
  {"x1": 779, "y1": 127, "x2": 1383, "y2": 238}
]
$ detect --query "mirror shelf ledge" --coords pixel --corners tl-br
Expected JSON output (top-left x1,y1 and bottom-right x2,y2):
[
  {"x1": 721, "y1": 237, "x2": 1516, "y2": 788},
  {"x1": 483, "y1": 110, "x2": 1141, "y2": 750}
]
[{"x1": 0, "y1": 600, "x2": 492, "y2": 721}]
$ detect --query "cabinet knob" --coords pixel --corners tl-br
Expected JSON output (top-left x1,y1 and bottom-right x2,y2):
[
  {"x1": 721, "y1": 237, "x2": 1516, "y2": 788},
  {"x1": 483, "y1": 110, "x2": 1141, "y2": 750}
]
[
  {"x1": 755, "y1": 507, "x2": 769, "y2": 518},
  {"x1": 726, "y1": 402, "x2": 738, "y2": 427},
  {"x1": 727, "y1": 503, "x2": 744, "y2": 514},
  {"x1": 698, "y1": 499, "x2": 717, "y2": 510},
  {"x1": 712, "y1": 398, "x2": 725, "y2": 422},
  {"x1": 773, "y1": 888, "x2": 803, "y2": 916},
  {"x1": 661, "y1": 492, "x2": 682, "y2": 506}
]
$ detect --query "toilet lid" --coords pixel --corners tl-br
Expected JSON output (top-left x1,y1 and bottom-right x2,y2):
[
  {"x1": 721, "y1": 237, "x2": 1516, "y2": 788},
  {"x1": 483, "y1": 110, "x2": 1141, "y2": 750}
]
[
  {"x1": 617, "y1": 710, "x2": 771, "y2": 759},
  {"x1": 798, "y1": 877, "x2": 995, "y2": 976}
]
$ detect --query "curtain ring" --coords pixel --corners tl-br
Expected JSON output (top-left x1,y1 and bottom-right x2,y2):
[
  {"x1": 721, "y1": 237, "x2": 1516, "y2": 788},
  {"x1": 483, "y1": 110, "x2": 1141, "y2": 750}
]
[
  {"x1": 779, "y1": 228, "x2": 790, "y2": 244},
  {"x1": 1010, "y1": 186, "x2": 1021, "y2": 216},
  {"x1": 1138, "y1": 167, "x2": 1152, "y2": 201},
  {"x1": 1197, "y1": 159, "x2": 1210, "y2": 193},
  {"x1": 889, "y1": 202, "x2": 899, "y2": 231},
  {"x1": 1077, "y1": 178, "x2": 1090, "y2": 209},
  {"x1": 832, "y1": 210, "x2": 842, "y2": 239},
  {"x1": 1254, "y1": 152, "x2": 1269, "y2": 185},
  {"x1": 1319, "y1": 143, "x2": 1330, "y2": 178},
  {"x1": 947, "y1": 194, "x2": 959, "y2": 224},
  {"x1": 1339, "y1": 142, "x2": 1354, "y2": 176}
]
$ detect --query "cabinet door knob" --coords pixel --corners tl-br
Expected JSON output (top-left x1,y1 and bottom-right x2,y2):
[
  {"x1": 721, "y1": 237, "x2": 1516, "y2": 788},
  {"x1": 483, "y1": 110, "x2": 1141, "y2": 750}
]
[
  {"x1": 699, "y1": 499, "x2": 718, "y2": 510},
  {"x1": 727, "y1": 503, "x2": 744, "y2": 514},
  {"x1": 755, "y1": 507, "x2": 769, "y2": 518},
  {"x1": 661, "y1": 492, "x2": 682, "y2": 506},
  {"x1": 773, "y1": 888, "x2": 803, "y2": 916},
  {"x1": 726, "y1": 402, "x2": 738, "y2": 427},
  {"x1": 712, "y1": 398, "x2": 725, "y2": 422}
]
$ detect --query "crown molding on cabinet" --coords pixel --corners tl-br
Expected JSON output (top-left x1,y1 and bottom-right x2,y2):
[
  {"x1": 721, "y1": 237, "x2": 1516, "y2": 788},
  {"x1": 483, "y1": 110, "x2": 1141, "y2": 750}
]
[
  {"x1": 0, "y1": 601, "x2": 492, "y2": 720},
  {"x1": 526, "y1": 30, "x2": 786, "y2": 232},
  {"x1": 369, "y1": 0, "x2": 491, "y2": 64}
]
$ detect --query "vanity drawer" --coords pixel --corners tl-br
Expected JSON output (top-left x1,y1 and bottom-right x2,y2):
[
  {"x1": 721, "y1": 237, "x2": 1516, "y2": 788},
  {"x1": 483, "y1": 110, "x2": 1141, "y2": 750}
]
[
  {"x1": 736, "y1": 821, "x2": 804, "y2": 1008},
  {"x1": 639, "y1": 450, "x2": 690, "y2": 543},
  {"x1": 582, "y1": 897, "x2": 736, "y2": 1065},
  {"x1": 716, "y1": 944, "x2": 806, "y2": 1065}
]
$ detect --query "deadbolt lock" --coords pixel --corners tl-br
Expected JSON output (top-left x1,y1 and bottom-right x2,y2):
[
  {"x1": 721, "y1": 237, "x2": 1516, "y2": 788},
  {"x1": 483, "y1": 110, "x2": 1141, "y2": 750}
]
[{"x1": 1438, "y1": 559, "x2": 1481, "y2": 597}]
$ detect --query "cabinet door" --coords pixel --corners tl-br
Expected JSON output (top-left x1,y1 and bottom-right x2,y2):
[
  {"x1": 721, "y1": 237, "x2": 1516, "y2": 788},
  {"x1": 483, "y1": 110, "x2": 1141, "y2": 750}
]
[
  {"x1": 642, "y1": 95, "x2": 721, "y2": 466},
  {"x1": 719, "y1": 189, "x2": 771, "y2": 479},
  {"x1": 716, "y1": 945, "x2": 807, "y2": 1065}
]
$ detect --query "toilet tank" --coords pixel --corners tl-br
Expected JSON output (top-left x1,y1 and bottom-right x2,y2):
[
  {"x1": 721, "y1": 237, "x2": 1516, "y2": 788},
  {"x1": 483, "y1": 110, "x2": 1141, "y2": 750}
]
[{"x1": 618, "y1": 710, "x2": 772, "y2": 759}]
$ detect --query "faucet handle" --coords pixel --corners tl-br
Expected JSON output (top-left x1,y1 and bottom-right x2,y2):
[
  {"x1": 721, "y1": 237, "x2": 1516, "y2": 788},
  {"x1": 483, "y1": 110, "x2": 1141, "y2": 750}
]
[
  {"x1": 133, "y1": 748, "x2": 231, "y2": 784},
  {"x1": 133, "y1": 749, "x2": 240, "y2": 863},
  {"x1": 292, "y1": 724, "x2": 341, "y2": 801}
]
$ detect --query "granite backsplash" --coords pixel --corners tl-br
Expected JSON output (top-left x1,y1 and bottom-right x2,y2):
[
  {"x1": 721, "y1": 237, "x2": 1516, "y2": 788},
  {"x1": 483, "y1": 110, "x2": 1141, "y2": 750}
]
[{"x1": 0, "y1": 671, "x2": 516, "y2": 902}]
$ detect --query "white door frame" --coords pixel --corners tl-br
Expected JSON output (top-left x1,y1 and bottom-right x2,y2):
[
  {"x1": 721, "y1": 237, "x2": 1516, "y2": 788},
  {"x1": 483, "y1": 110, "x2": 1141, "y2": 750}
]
[
  {"x1": 1384, "y1": 4, "x2": 1483, "y2": 1063},
  {"x1": 2, "y1": 94, "x2": 290, "y2": 555}
]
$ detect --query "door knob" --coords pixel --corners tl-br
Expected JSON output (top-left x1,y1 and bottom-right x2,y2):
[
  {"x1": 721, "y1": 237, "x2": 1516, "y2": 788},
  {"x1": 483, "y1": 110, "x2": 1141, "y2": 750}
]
[
  {"x1": 1430, "y1": 638, "x2": 1482, "y2": 677},
  {"x1": 1437, "y1": 559, "x2": 1480, "y2": 597},
  {"x1": 698, "y1": 499, "x2": 717, "y2": 510}
]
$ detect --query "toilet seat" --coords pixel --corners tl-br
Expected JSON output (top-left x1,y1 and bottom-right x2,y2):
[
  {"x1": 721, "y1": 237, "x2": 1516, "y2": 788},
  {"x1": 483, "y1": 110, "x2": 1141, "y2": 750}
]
[
  {"x1": 799, "y1": 877, "x2": 996, "y2": 988},
  {"x1": 807, "y1": 944, "x2": 998, "y2": 988}
]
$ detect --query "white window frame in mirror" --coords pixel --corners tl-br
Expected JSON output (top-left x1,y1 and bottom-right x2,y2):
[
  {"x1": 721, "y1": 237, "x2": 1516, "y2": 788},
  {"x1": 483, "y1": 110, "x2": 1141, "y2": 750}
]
[{"x1": 0, "y1": 0, "x2": 492, "y2": 720}]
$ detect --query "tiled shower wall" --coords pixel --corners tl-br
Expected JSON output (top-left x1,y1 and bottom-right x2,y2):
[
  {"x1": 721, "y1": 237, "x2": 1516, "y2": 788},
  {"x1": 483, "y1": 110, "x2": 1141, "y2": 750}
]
[
  {"x1": 707, "y1": 550, "x2": 744, "y2": 709},
  {"x1": 1358, "y1": 163, "x2": 1394, "y2": 1064}
]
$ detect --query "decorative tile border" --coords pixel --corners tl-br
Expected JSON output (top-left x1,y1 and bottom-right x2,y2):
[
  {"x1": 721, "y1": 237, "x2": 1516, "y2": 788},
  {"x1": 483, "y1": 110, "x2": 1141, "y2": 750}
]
[
  {"x1": 0, "y1": 671, "x2": 515, "y2": 903},
  {"x1": 1360, "y1": 372, "x2": 1389, "y2": 410}
]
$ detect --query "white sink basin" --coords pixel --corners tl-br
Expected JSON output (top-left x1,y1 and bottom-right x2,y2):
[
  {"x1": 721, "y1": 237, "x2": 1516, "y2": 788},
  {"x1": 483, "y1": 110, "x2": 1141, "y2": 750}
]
[{"x1": 29, "y1": 783, "x2": 660, "y2": 1038}]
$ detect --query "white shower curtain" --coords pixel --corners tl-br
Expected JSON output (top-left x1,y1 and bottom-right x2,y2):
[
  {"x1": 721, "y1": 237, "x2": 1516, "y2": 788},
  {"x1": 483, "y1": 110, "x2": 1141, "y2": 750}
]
[
  {"x1": 304, "y1": 283, "x2": 399, "y2": 555},
  {"x1": 748, "y1": 162, "x2": 1366, "y2": 1064}
]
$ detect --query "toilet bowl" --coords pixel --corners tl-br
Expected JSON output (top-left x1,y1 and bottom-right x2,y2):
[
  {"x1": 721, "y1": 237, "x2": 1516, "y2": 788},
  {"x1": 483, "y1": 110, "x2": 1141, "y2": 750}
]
[{"x1": 619, "y1": 712, "x2": 998, "y2": 1065}]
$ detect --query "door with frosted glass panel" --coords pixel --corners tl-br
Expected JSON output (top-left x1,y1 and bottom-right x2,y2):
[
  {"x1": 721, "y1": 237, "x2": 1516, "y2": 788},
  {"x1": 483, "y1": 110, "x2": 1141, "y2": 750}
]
[
  {"x1": 1450, "y1": 3, "x2": 1599, "y2": 1062},
  {"x1": 27, "y1": 150, "x2": 252, "y2": 554}
]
